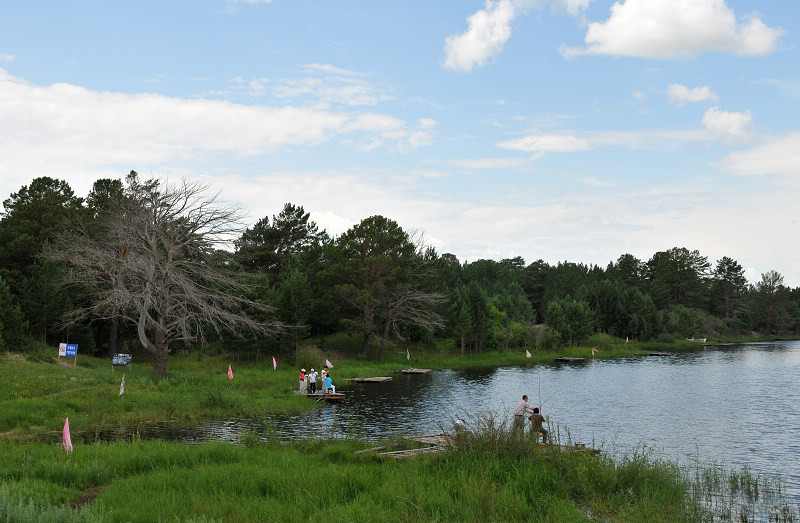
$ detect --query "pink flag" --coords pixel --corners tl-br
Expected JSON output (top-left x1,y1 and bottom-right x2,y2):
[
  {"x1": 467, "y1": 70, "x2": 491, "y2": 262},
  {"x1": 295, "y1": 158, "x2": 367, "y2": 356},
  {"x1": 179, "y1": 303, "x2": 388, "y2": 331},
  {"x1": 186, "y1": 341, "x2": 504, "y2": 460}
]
[
  {"x1": 325, "y1": 359, "x2": 333, "y2": 368},
  {"x1": 626, "y1": 336, "x2": 629, "y2": 343},
  {"x1": 591, "y1": 347, "x2": 597, "y2": 357},
  {"x1": 62, "y1": 417, "x2": 73, "y2": 454},
  {"x1": 272, "y1": 357, "x2": 277, "y2": 370},
  {"x1": 525, "y1": 350, "x2": 531, "y2": 358},
  {"x1": 228, "y1": 364, "x2": 233, "y2": 380}
]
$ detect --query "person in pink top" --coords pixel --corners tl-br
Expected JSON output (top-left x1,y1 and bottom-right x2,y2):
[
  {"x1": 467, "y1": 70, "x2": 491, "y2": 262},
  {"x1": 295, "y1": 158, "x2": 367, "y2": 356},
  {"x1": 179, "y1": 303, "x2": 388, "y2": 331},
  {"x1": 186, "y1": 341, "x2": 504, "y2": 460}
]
[{"x1": 299, "y1": 368, "x2": 306, "y2": 394}]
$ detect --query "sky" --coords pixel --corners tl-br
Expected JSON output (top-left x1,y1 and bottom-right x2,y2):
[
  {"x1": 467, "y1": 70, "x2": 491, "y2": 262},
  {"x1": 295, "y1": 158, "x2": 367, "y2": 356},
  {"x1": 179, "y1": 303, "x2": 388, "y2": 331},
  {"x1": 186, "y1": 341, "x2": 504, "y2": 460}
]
[{"x1": 1, "y1": 0, "x2": 799, "y2": 286}]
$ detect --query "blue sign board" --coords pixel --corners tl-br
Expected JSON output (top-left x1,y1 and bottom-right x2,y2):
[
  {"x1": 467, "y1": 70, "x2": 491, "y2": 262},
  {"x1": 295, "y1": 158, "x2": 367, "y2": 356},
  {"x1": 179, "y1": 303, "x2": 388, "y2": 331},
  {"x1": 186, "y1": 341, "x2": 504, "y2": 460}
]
[{"x1": 59, "y1": 343, "x2": 78, "y2": 357}]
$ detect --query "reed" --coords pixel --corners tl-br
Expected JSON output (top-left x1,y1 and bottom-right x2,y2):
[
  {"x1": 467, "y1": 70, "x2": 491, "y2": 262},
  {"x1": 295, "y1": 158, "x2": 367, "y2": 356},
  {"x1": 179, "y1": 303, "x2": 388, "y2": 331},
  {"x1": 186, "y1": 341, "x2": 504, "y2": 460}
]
[{"x1": 1, "y1": 424, "x2": 797, "y2": 522}]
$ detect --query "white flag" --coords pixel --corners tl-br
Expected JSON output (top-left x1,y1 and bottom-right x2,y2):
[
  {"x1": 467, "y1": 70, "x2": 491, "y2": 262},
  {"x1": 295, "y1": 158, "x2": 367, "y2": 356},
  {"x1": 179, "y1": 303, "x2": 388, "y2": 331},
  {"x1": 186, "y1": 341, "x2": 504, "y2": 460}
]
[
  {"x1": 525, "y1": 350, "x2": 531, "y2": 358},
  {"x1": 119, "y1": 375, "x2": 125, "y2": 396},
  {"x1": 406, "y1": 348, "x2": 410, "y2": 360},
  {"x1": 325, "y1": 359, "x2": 333, "y2": 368}
]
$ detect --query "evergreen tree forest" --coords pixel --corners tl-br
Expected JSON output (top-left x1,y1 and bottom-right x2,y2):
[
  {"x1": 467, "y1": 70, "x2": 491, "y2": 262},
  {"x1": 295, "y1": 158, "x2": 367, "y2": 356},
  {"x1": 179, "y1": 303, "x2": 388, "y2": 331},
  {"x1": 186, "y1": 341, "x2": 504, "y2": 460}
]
[{"x1": 2, "y1": 175, "x2": 799, "y2": 374}]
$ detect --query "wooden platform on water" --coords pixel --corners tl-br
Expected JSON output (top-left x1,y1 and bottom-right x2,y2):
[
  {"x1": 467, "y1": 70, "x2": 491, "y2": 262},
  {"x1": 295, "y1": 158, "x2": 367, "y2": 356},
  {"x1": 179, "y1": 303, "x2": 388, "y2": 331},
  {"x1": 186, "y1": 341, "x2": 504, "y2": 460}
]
[
  {"x1": 345, "y1": 376, "x2": 393, "y2": 383},
  {"x1": 306, "y1": 392, "x2": 345, "y2": 402},
  {"x1": 401, "y1": 368, "x2": 431, "y2": 374},
  {"x1": 554, "y1": 357, "x2": 585, "y2": 363},
  {"x1": 362, "y1": 433, "x2": 591, "y2": 459}
]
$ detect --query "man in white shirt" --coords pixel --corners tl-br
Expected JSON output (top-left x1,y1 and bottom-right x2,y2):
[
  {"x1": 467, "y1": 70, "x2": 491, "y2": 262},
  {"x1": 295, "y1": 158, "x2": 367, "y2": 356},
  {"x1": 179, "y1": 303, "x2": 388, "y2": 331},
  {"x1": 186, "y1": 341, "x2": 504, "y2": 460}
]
[
  {"x1": 309, "y1": 368, "x2": 318, "y2": 394},
  {"x1": 513, "y1": 395, "x2": 533, "y2": 433}
]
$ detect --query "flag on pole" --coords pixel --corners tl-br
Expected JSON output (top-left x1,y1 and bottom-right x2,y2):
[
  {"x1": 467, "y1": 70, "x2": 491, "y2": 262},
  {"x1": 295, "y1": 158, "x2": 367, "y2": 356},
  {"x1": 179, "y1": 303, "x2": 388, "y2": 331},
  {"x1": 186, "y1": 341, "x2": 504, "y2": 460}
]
[
  {"x1": 119, "y1": 374, "x2": 125, "y2": 396},
  {"x1": 228, "y1": 364, "x2": 233, "y2": 379},
  {"x1": 626, "y1": 336, "x2": 629, "y2": 343},
  {"x1": 272, "y1": 356, "x2": 277, "y2": 370},
  {"x1": 62, "y1": 417, "x2": 73, "y2": 453},
  {"x1": 525, "y1": 350, "x2": 531, "y2": 358},
  {"x1": 325, "y1": 359, "x2": 333, "y2": 368},
  {"x1": 406, "y1": 348, "x2": 410, "y2": 360},
  {"x1": 591, "y1": 347, "x2": 597, "y2": 357}
]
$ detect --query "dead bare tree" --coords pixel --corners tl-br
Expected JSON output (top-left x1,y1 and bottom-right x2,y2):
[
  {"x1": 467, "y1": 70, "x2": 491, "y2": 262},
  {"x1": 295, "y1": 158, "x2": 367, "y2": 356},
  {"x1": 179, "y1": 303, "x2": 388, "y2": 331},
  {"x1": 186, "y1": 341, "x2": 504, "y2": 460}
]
[{"x1": 47, "y1": 176, "x2": 280, "y2": 377}]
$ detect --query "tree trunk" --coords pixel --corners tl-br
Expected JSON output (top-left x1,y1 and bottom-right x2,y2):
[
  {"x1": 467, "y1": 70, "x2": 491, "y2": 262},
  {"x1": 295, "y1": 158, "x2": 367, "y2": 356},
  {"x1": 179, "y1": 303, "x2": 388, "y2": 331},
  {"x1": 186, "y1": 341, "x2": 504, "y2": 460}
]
[
  {"x1": 460, "y1": 333, "x2": 465, "y2": 357},
  {"x1": 137, "y1": 312, "x2": 170, "y2": 378},
  {"x1": 107, "y1": 316, "x2": 119, "y2": 358}
]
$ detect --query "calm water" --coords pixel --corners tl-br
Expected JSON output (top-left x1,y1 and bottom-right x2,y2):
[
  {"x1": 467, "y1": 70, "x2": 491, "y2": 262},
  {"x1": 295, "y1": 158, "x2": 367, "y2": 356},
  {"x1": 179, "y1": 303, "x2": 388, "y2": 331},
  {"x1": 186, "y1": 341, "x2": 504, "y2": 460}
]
[{"x1": 175, "y1": 340, "x2": 800, "y2": 501}]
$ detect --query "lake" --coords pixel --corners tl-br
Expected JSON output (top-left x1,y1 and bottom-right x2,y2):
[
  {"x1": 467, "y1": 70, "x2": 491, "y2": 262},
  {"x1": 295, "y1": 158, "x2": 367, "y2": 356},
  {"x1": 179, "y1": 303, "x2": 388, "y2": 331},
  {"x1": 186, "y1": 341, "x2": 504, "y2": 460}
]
[{"x1": 182, "y1": 340, "x2": 800, "y2": 502}]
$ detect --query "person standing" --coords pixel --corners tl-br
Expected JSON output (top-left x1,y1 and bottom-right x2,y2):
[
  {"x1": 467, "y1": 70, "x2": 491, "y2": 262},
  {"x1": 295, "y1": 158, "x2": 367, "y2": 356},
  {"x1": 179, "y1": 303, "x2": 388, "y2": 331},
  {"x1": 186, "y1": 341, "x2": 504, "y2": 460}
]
[
  {"x1": 309, "y1": 368, "x2": 318, "y2": 394},
  {"x1": 513, "y1": 395, "x2": 533, "y2": 433},
  {"x1": 529, "y1": 406, "x2": 548, "y2": 444},
  {"x1": 299, "y1": 368, "x2": 307, "y2": 394}
]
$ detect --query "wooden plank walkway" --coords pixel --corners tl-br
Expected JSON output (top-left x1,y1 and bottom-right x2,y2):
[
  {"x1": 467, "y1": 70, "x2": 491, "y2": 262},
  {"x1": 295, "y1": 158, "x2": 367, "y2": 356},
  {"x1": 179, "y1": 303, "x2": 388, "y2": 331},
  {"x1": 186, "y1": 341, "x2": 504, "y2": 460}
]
[
  {"x1": 345, "y1": 376, "x2": 393, "y2": 383},
  {"x1": 401, "y1": 368, "x2": 431, "y2": 374},
  {"x1": 555, "y1": 357, "x2": 585, "y2": 363},
  {"x1": 307, "y1": 392, "x2": 345, "y2": 402}
]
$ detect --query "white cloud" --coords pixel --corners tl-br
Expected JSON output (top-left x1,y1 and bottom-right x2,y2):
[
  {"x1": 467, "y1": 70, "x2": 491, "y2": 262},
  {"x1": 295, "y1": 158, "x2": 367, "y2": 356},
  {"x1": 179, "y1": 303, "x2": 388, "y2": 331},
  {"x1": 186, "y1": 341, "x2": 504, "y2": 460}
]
[
  {"x1": 562, "y1": 0, "x2": 784, "y2": 59},
  {"x1": 0, "y1": 68, "x2": 429, "y2": 191},
  {"x1": 701, "y1": 106, "x2": 754, "y2": 145},
  {"x1": 716, "y1": 132, "x2": 800, "y2": 176},
  {"x1": 235, "y1": 63, "x2": 394, "y2": 107},
  {"x1": 496, "y1": 133, "x2": 592, "y2": 153},
  {"x1": 448, "y1": 157, "x2": 531, "y2": 170},
  {"x1": 443, "y1": 0, "x2": 517, "y2": 72},
  {"x1": 557, "y1": 0, "x2": 592, "y2": 17},
  {"x1": 0, "y1": 53, "x2": 14, "y2": 62},
  {"x1": 668, "y1": 84, "x2": 719, "y2": 106}
]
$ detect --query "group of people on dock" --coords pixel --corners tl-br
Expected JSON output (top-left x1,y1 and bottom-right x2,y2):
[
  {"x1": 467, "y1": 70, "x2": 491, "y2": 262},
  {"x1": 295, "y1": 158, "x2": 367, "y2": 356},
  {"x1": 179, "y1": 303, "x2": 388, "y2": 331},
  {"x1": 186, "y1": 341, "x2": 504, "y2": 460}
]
[
  {"x1": 298, "y1": 366, "x2": 334, "y2": 395},
  {"x1": 514, "y1": 394, "x2": 548, "y2": 444}
]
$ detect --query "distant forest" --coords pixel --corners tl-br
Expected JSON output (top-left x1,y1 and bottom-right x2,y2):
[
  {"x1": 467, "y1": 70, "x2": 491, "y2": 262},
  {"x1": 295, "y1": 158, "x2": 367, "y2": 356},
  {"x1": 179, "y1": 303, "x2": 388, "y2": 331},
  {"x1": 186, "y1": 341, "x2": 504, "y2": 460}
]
[{"x1": 1, "y1": 173, "x2": 798, "y2": 372}]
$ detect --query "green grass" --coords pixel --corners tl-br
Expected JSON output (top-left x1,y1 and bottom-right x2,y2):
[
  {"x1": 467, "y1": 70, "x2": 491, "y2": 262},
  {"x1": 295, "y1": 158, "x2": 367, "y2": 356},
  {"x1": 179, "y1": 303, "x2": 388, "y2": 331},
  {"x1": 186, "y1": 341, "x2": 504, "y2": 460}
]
[
  {"x1": 3, "y1": 417, "x2": 795, "y2": 522},
  {"x1": 0, "y1": 431, "x2": 692, "y2": 522}
]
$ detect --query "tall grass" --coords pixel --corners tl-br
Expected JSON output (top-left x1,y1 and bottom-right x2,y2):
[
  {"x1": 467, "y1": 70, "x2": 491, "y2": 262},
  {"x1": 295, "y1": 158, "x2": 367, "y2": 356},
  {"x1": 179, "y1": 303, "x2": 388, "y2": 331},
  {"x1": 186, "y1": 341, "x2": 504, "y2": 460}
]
[{"x1": 1, "y1": 417, "x2": 797, "y2": 521}]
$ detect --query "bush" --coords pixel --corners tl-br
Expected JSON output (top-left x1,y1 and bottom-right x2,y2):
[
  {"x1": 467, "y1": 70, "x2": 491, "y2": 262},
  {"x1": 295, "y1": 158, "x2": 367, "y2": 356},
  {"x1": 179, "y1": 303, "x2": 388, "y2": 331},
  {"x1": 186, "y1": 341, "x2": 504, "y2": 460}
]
[{"x1": 582, "y1": 332, "x2": 616, "y2": 351}]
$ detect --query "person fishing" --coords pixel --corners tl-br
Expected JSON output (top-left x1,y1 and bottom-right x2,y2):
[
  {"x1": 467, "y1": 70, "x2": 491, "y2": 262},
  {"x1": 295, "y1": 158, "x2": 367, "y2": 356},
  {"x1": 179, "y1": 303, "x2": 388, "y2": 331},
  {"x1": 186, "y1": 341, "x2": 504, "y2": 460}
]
[
  {"x1": 513, "y1": 395, "x2": 534, "y2": 434},
  {"x1": 529, "y1": 406, "x2": 548, "y2": 444}
]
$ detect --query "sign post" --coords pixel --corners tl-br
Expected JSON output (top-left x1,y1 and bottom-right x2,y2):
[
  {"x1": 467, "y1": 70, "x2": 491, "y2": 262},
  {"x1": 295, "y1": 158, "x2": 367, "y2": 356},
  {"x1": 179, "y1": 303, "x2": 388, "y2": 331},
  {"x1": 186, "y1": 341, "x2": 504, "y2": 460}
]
[
  {"x1": 112, "y1": 353, "x2": 132, "y2": 372},
  {"x1": 58, "y1": 343, "x2": 78, "y2": 366}
]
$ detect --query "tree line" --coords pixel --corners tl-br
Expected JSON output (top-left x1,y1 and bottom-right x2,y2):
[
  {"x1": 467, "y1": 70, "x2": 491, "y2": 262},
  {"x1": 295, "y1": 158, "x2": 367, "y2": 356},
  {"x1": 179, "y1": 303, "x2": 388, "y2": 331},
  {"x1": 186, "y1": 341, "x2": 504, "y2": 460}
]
[{"x1": 1, "y1": 174, "x2": 798, "y2": 376}]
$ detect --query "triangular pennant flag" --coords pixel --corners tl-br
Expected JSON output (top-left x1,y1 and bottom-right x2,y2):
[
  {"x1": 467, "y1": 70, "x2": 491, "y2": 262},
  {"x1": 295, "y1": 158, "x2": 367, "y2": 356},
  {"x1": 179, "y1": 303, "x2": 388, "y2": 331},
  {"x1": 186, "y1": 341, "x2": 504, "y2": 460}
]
[
  {"x1": 228, "y1": 364, "x2": 234, "y2": 380},
  {"x1": 406, "y1": 348, "x2": 410, "y2": 361},
  {"x1": 62, "y1": 417, "x2": 73, "y2": 454},
  {"x1": 325, "y1": 359, "x2": 333, "y2": 368},
  {"x1": 626, "y1": 336, "x2": 629, "y2": 343},
  {"x1": 119, "y1": 375, "x2": 125, "y2": 396},
  {"x1": 591, "y1": 347, "x2": 597, "y2": 357},
  {"x1": 525, "y1": 350, "x2": 531, "y2": 358},
  {"x1": 272, "y1": 356, "x2": 277, "y2": 370}
]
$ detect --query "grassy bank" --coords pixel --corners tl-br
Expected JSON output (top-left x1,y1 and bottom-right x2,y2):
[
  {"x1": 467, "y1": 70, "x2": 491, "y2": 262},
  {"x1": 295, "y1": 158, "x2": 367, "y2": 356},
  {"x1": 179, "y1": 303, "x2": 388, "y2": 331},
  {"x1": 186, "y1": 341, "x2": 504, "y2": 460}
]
[
  {"x1": 2, "y1": 420, "x2": 796, "y2": 522},
  {"x1": 0, "y1": 430, "x2": 702, "y2": 522}
]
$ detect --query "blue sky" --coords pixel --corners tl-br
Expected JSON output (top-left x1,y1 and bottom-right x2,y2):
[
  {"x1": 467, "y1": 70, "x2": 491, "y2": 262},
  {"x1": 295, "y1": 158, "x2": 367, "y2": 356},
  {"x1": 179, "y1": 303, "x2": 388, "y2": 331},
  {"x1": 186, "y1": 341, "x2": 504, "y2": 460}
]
[{"x1": 1, "y1": 0, "x2": 799, "y2": 285}]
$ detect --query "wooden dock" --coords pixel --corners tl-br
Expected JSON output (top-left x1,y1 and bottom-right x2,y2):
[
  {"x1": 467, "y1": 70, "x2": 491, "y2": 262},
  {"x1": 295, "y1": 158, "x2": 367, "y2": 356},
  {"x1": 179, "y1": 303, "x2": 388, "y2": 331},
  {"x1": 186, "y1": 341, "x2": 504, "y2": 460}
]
[
  {"x1": 345, "y1": 376, "x2": 393, "y2": 383},
  {"x1": 401, "y1": 368, "x2": 431, "y2": 374},
  {"x1": 380, "y1": 434, "x2": 453, "y2": 459},
  {"x1": 307, "y1": 392, "x2": 345, "y2": 402},
  {"x1": 554, "y1": 357, "x2": 585, "y2": 363}
]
